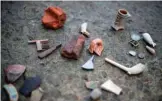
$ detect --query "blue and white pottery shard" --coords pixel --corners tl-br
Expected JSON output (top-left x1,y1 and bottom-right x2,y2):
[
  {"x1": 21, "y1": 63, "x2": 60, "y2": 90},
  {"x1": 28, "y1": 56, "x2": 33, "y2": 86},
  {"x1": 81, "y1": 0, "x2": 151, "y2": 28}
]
[{"x1": 82, "y1": 55, "x2": 94, "y2": 70}]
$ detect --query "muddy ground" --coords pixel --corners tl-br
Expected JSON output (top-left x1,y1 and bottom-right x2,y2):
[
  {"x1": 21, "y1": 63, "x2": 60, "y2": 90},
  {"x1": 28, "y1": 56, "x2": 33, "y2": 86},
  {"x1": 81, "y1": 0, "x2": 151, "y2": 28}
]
[{"x1": 1, "y1": 1, "x2": 162, "y2": 101}]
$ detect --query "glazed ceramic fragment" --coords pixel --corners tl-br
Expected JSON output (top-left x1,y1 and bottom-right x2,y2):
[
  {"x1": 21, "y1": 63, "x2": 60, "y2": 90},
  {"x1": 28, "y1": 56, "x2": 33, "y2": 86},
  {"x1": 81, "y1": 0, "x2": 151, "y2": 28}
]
[
  {"x1": 82, "y1": 55, "x2": 94, "y2": 70},
  {"x1": 101, "y1": 80, "x2": 122, "y2": 95},
  {"x1": 85, "y1": 81, "x2": 99, "y2": 90},
  {"x1": 3, "y1": 84, "x2": 19, "y2": 101}
]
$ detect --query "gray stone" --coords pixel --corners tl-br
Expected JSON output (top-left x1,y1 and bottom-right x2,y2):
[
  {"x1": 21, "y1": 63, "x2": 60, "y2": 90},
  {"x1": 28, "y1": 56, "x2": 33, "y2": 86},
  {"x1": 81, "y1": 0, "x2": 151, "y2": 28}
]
[
  {"x1": 138, "y1": 53, "x2": 145, "y2": 59},
  {"x1": 90, "y1": 88, "x2": 102, "y2": 101}
]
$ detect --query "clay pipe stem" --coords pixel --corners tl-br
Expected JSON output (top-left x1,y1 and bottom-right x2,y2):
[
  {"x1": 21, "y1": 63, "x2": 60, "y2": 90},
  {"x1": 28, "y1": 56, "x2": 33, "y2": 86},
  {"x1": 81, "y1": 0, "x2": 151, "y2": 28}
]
[
  {"x1": 38, "y1": 44, "x2": 62, "y2": 59},
  {"x1": 105, "y1": 58, "x2": 128, "y2": 72},
  {"x1": 28, "y1": 39, "x2": 49, "y2": 44}
]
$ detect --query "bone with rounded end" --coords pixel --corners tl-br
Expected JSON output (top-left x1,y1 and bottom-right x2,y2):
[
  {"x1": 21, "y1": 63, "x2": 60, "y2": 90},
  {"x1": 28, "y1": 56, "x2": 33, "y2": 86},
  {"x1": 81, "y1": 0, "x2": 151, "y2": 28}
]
[
  {"x1": 81, "y1": 22, "x2": 90, "y2": 37},
  {"x1": 101, "y1": 80, "x2": 122, "y2": 95},
  {"x1": 146, "y1": 45, "x2": 156, "y2": 55},
  {"x1": 105, "y1": 58, "x2": 146, "y2": 75},
  {"x1": 142, "y1": 33, "x2": 156, "y2": 47}
]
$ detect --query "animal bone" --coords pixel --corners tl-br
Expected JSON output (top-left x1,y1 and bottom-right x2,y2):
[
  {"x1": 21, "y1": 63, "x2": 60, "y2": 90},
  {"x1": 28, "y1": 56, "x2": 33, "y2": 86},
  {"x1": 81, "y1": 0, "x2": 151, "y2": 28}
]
[{"x1": 142, "y1": 33, "x2": 156, "y2": 47}]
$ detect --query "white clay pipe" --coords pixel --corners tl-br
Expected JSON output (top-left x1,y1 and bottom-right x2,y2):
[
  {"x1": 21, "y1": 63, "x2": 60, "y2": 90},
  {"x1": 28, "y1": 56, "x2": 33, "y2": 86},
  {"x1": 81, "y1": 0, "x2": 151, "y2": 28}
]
[
  {"x1": 142, "y1": 33, "x2": 156, "y2": 47},
  {"x1": 105, "y1": 58, "x2": 146, "y2": 75},
  {"x1": 81, "y1": 22, "x2": 90, "y2": 37},
  {"x1": 146, "y1": 45, "x2": 156, "y2": 55}
]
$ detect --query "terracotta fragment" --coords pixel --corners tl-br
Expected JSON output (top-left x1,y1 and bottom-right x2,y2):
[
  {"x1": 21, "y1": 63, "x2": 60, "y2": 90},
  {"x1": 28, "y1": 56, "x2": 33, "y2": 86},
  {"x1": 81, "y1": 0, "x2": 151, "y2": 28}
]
[
  {"x1": 89, "y1": 38, "x2": 103, "y2": 56},
  {"x1": 42, "y1": 6, "x2": 66, "y2": 29},
  {"x1": 5, "y1": 64, "x2": 26, "y2": 83},
  {"x1": 61, "y1": 34, "x2": 85, "y2": 59}
]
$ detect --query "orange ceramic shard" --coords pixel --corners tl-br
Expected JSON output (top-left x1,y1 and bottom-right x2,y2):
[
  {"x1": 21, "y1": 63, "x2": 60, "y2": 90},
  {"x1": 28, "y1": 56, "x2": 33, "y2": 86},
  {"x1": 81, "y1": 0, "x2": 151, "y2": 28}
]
[
  {"x1": 89, "y1": 38, "x2": 103, "y2": 56},
  {"x1": 42, "y1": 6, "x2": 66, "y2": 29}
]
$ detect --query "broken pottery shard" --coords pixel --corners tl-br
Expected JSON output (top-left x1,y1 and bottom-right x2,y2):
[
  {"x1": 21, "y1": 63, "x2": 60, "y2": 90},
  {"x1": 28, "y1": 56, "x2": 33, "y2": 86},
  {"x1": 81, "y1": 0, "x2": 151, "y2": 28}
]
[
  {"x1": 146, "y1": 45, "x2": 156, "y2": 55},
  {"x1": 89, "y1": 38, "x2": 104, "y2": 56},
  {"x1": 30, "y1": 87, "x2": 44, "y2": 101},
  {"x1": 5, "y1": 64, "x2": 26, "y2": 83},
  {"x1": 85, "y1": 81, "x2": 99, "y2": 90},
  {"x1": 42, "y1": 6, "x2": 66, "y2": 29},
  {"x1": 142, "y1": 33, "x2": 156, "y2": 47},
  {"x1": 128, "y1": 50, "x2": 136, "y2": 56},
  {"x1": 90, "y1": 88, "x2": 102, "y2": 101},
  {"x1": 61, "y1": 34, "x2": 85, "y2": 59},
  {"x1": 19, "y1": 76, "x2": 41, "y2": 96},
  {"x1": 101, "y1": 80, "x2": 122, "y2": 95},
  {"x1": 3, "y1": 84, "x2": 19, "y2": 101},
  {"x1": 82, "y1": 55, "x2": 94, "y2": 70}
]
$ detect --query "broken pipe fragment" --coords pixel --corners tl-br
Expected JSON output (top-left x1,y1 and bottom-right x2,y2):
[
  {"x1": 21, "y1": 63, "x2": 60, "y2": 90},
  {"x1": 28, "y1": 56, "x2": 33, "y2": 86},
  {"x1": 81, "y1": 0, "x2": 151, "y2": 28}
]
[
  {"x1": 82, "y1": 55, "x2": 94, "y2": 70},
  {"x1": 89, "y1": 38, "x2": 104, "y2": 56},
  {"x1": 38, "y1": 44, "x2": 62, "y2": 59},
  {"x1": 61, "y1": 34, "x2": 85, "y2": 59},
  {"x1": 80, "y1": 22, "x2": 90, "y2": 37},
  {"x1": 146, "y1": 45, "x2": 156, "y2": 55},
  {"x1": 42, "y1": 6, "x2": 66, "y2": 29}
]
